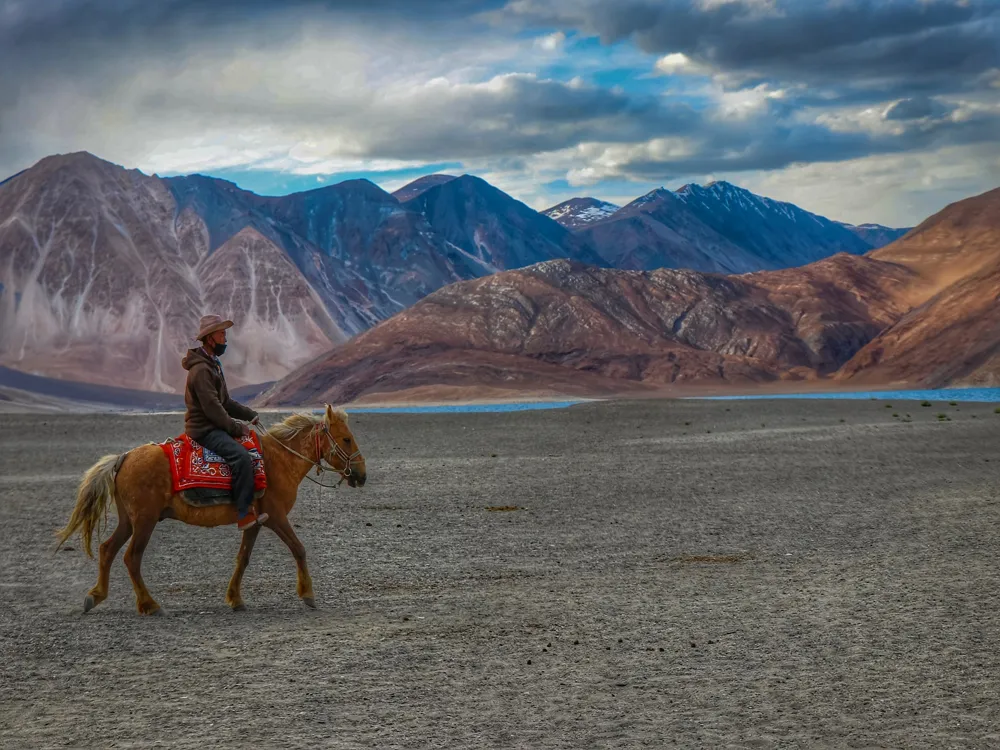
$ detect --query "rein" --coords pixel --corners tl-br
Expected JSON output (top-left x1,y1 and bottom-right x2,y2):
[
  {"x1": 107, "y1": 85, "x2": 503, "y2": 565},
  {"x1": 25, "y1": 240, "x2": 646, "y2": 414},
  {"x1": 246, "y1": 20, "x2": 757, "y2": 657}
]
[{"x1": 254, "y1": 423, "x2": 361, "y2": 489}]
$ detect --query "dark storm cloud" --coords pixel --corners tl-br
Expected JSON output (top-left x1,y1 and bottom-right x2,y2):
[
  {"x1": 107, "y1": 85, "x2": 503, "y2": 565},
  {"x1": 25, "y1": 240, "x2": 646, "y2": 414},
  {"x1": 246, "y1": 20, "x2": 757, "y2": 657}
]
[
  {"x1": 0, "y1": 0, "x2": 504, "y2": 90},
  {"x1": 131, "y1": 72, "x2": 706, "y2": 161},
  {"x1": 599, "y1": 105, "x2": 1000, "y2": 183},
  {"x1": 0, "y1": 0, "x2": 506, "y2": 171},
  {"x1": 609, "y1": 126, "x2": 880, "y2": 181},
  {"x1": 0, "y1": 0, "x2": 996, "y2": 188},
  {"x1": 883, "y1": 96, "x2": 956, "y2": 121},
  {"x1": 507, "y1": 0, "x2": 1000, "y2": 96},
  {"x1": 0, "y1": 0, "x2": 500, "y2": 46}
]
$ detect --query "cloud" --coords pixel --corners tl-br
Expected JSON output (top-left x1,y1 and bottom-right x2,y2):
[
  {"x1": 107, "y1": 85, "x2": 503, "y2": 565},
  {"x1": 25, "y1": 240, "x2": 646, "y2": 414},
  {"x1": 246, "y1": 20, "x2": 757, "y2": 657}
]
[
  {"x1": 735, "y1": 142, "x2": 1000, "y2": 226},
  {"x1": 654, "y1": 52, "x2": 710, "y2": 76},
  {"x1": 535, "y1": 30, "x2": 566, "y2": 52},
  {"x1": 883, "y1": 96, "x2": 956, "y2": 121},
  {"x1": 506, "y1": 0, "x2": 1000, "y2": 97},
  {"x1": 0, "y1": 0, "x2": 996, "y2": 228}
]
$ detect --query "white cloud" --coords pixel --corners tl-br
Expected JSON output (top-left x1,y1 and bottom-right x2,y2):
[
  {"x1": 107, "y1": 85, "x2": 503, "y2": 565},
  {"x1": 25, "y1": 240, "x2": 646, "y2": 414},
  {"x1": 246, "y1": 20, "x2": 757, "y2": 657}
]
[
  {"x1": 695, "y1": 0, "x2": 779, "y2": 11},
  {"x1": 535, "y1": 31, "x2": 566, "y2": 52},
  {"x1": 734, "y1": 143, "x2": 1000, "y2": 226},
  {"x1": 655, "y1": 52, "x2": 710, "y2": 76},
  {"x1": 712, "y1": 83, "x2": 786, "y2": 120}
]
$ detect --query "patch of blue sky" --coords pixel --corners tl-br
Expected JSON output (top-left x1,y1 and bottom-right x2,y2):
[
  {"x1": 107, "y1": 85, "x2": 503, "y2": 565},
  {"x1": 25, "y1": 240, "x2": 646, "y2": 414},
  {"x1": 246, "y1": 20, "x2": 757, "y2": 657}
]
[
  {"x1": 527, "y1": 33, "x2": 671, "y2": 88},
  {"x1": 543, "y1": 175, "x2": 686, "y2": 205},
  {"x1": 529, "y1": 47, "x2": 714, "y2": 110}
]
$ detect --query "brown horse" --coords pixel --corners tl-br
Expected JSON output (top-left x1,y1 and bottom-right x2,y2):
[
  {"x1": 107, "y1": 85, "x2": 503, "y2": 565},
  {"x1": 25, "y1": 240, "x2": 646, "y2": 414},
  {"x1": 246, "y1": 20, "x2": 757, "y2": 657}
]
[{"x1": 56, "y1": 404, "x2": 366, "y2": 616}]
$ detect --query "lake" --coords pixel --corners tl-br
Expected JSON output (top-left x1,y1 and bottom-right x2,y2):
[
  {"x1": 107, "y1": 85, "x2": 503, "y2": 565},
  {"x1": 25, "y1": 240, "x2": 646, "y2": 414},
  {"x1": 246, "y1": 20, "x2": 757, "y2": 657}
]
[
  {"x1": 338, "y1": 400, "x2": 583, "y2": 414},
  {"x1": 692, "y1": 387, "x2": 1000, "y2": 403}
]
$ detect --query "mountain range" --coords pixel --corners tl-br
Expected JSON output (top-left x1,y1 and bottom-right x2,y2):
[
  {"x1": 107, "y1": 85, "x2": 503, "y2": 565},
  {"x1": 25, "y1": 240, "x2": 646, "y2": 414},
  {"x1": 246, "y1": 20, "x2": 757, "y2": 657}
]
[
  {"x1": 0, "y1": 154, "x2": 595, "y2": 391},
  {"x1": 259, "y1": 185, "x2": 1000, "y2": 405},
  {"x1": 544, "y1": 182, "x2": 905, "y2": 274},
  {"x1": 0, "y1": 151, "x2": 929, "y2": 400}
]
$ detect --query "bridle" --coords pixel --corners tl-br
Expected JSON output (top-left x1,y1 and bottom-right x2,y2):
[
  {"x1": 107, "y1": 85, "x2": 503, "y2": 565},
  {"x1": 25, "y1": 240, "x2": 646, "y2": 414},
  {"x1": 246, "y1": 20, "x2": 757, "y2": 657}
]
[{"x1": 254, "y1": 423, "x2": 362, "y2": 488}]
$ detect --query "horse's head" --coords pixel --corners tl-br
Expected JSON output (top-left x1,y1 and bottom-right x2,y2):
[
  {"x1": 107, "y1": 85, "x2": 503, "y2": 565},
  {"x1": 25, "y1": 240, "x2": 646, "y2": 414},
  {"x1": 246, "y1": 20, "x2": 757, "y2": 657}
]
[{"x1": 320, "y1": 403, "x2": 366, "y2": 487}]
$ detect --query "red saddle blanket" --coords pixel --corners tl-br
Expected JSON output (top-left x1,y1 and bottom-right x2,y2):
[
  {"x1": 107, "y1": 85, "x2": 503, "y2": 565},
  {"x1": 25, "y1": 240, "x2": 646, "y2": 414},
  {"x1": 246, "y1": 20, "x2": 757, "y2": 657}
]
[{"x1": 160, "y1": 433, "x2": 267, "y2": 494}]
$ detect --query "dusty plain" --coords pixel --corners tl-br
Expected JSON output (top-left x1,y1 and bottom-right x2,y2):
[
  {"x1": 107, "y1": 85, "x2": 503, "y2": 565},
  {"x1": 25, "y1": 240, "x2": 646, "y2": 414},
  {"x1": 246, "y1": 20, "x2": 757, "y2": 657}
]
[{"x1": 1, "y1": 397, "x2": 999, "y2": 748}]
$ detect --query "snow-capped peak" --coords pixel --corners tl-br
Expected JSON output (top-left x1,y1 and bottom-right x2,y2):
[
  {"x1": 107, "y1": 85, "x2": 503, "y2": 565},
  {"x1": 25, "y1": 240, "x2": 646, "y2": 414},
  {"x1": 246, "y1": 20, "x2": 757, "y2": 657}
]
[{"x1": 542, "y1": 197, "x2": 620, "y2": 229}]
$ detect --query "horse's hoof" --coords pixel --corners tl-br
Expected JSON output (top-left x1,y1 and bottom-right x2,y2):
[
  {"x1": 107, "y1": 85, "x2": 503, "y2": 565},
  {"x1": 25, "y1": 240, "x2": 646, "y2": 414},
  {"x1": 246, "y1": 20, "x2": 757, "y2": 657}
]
[
  {"x1": 83, "y1": 595, "x2": 95, "y2": 613},
  {"x1": 231, "y1": 603, "x2": 247, "y2": 612},
  {"x1": 302, "y1": 597, "x2": 316, "y2": 609},
  {"x1": 148, "y1": 607, "x2": 164, "y2": 617}
]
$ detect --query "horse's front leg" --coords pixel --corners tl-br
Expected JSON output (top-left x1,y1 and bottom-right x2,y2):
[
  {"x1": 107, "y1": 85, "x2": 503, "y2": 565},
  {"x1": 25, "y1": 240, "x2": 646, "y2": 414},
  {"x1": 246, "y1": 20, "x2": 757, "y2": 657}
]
[
  {"x1": 225, "y1": 524, "x2": 262, "y2": 611},
  {"x1": 266, "y1": 515, "x2": 315, "y2": 608}
]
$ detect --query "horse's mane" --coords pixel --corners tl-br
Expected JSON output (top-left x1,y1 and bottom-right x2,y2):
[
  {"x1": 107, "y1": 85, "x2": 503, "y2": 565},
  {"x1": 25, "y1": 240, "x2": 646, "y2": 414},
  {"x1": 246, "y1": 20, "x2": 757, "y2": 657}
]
[{"x1": 267, "y1": 409, "x2": 348, "y2": 441}]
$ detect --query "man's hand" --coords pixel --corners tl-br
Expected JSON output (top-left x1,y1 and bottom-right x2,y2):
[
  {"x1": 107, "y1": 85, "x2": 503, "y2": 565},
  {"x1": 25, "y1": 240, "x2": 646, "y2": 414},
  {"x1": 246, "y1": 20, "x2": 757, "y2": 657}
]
[{"x1": 240, "y1": 421, "x2": 252, "y2": 437}]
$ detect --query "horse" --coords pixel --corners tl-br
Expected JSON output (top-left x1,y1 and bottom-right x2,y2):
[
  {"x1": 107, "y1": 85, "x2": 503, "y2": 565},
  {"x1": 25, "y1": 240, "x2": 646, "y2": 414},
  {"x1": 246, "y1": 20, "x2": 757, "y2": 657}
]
[{"x1": 55, "y1": 404, "x2": 367, "y2": 616}]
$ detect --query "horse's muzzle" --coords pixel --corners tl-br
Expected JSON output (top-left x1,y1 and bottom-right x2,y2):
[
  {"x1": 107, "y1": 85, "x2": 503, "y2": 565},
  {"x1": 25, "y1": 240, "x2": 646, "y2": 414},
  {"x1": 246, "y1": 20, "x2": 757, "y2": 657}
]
[{"x1": 348, "y1": 472, "x2": 366, "y2": 488}]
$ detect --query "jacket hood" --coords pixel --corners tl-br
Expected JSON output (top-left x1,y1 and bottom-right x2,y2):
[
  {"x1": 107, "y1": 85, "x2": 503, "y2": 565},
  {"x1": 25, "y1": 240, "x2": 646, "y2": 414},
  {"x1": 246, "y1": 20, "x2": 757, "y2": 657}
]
[{"x1": 182, "y1": 347, "x2": 216, "y2": 371}]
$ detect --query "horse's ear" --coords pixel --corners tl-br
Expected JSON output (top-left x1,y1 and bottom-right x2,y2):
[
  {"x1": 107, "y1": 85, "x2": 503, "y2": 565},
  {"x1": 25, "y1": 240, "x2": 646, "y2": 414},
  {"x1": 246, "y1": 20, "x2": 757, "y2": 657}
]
[{"x1": 324, "y1": 403, "x2": 348, "y2": 426}]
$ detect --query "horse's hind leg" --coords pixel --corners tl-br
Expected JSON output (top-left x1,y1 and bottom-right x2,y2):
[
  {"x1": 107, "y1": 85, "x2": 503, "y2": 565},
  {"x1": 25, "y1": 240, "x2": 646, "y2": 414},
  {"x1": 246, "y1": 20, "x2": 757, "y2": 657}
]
[
  {"x1": 225, "y1": 524, "x2": 261, "y2": 612},
  {"x1": 123, "y1": 515, "x2": 162, "y2": 616},
  {"x1": 84, "y1": 515, "x2": 133, "y2": 613}
]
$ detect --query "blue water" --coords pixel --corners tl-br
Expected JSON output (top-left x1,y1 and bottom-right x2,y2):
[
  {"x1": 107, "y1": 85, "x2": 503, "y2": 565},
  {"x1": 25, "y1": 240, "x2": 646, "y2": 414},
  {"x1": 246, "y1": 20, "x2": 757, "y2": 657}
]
[
  {"x1": 691, "y1": 387, "x2": 1000, "y2": 403},
  {"x1": 330, "y1": 400, "x2": 583, "y2": 414}
]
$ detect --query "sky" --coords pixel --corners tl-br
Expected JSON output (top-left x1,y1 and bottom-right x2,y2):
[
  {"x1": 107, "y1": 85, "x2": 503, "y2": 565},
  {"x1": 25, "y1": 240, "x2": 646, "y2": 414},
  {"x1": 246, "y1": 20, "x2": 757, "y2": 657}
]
[{"x1": 0, "y1": 0, "x2": 998, "y2": 227}]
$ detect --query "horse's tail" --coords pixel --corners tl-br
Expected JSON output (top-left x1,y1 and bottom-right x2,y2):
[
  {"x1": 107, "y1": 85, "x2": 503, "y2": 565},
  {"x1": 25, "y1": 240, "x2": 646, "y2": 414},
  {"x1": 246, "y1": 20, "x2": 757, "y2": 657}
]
[{"x1": 55, "y1": 453, "x2": 121, "y2": 558}]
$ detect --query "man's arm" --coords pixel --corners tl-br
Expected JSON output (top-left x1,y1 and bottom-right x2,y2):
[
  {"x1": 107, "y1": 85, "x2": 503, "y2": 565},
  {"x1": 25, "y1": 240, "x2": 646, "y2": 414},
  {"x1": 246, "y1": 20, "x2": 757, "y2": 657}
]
[
  {"x1": 191, "y1": 367, "x2": 244, "y2": 436},
  {"x1": 223, "y1": 396, "x2": 258, "y2": 423}
]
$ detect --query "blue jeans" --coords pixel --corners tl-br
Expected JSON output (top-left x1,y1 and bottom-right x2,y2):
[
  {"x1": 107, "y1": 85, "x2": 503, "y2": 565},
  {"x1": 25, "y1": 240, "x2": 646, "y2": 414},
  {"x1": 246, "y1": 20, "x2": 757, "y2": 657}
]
[{"x1": 197, "y1": 429, "x2": 254, "y2": 517}]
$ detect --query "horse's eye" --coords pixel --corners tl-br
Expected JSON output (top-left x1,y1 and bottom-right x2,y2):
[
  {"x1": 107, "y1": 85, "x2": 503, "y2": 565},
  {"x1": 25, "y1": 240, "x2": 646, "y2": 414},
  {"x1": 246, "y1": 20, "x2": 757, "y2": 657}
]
[{"x1": 344, "y1": 437, "x2": 352, "y2": 445}]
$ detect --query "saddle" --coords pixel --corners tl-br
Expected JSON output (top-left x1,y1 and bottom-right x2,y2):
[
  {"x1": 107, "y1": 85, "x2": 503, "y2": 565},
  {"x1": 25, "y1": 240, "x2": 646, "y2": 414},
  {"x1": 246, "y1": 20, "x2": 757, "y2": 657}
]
[{"x1": 159, "y1": 433, "x2": 267, "y2": 507}]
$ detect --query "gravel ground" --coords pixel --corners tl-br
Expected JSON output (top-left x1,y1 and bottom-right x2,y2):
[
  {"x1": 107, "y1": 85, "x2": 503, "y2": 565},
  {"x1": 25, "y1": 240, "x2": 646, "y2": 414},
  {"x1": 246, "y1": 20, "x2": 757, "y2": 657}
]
[{"x1": 2, "y1": 398, "x2": 1000, "y2": 748}]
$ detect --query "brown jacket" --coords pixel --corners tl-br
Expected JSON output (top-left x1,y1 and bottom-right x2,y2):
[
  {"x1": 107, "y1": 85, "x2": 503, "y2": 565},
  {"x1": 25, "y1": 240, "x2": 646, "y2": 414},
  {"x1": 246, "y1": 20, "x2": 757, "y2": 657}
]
[{"x1": 182, "y1": 347, "x2": 258, "y2": 439}]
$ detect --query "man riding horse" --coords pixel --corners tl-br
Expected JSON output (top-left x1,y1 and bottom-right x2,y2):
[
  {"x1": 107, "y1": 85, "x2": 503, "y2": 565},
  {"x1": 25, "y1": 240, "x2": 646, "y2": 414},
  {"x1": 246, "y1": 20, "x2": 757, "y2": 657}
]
[{"x1": 182, "y1": 314, "x2": 268, "y2": 532}]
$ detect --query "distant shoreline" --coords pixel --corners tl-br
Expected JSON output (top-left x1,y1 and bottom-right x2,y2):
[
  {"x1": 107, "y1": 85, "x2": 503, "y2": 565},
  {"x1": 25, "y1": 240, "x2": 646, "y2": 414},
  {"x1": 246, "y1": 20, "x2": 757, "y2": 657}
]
[{"x1": 4, "y1": 360, "x2": 1000, "y2": 413}]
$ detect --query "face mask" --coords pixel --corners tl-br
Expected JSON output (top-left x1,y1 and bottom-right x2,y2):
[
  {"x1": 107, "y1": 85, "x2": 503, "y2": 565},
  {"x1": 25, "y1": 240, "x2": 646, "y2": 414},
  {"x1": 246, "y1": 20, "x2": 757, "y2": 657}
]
[{"x1": 214, "y1": 343, "x2": 228, "y2": 356}]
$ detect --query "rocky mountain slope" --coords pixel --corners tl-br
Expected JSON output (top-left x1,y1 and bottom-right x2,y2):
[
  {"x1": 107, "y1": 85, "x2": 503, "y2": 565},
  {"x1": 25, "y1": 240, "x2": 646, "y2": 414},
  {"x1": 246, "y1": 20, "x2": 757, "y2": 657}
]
[
  {"x1": 673, "y1": 181, "x2": 873, "y2": 267},
  {"x1": 401, "y1": 174, "x2": 607, "y2": 272},
  {"x1": 0, "y1": 153, "x2": 213, "y2": 392},
  {"x1": 258, "y1": 254, "x2": 920, "y2": 405},
  {"x1": 165, "y1": 173, "x2": 489, "y2": 332},
  {"x1": 836, "y1": 187, "x2": 1000, "y2": 387},
  {"x1": 577, "y1": 188, "x2": 764, "y2": 273},
  {"x1": 576, "y1": 182, "x2": 877, "y2": 274}
]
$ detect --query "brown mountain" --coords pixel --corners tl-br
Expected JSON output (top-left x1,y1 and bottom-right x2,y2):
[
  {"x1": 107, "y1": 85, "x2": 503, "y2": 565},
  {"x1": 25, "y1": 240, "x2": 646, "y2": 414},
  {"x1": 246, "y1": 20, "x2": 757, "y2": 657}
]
[
  {"x1": 869, "y1": 187, "x2": 1000, "y2": 290},
  {"x1": 198, "y1": 227, "x2": 344, "y2": 386},
  {"x1": 0, "y1": 154, "x2": 354, "y2": 391},
  {"x1": 0, "y1": 153, "x2": 203, "y2": 391},
  {"x1": 835, "y1": 187, "x2": 1000, "y2": 387},
  {"x1": 258, "y1": 254, "x2": 919, "y2": 406}
]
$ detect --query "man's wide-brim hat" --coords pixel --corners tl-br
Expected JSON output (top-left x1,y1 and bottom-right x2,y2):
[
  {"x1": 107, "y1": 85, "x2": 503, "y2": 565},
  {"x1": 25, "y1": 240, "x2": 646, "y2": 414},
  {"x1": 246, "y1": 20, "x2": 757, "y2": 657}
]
[{"x1": 196, "y1": 314, "x2": 234, "y2": 341}]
